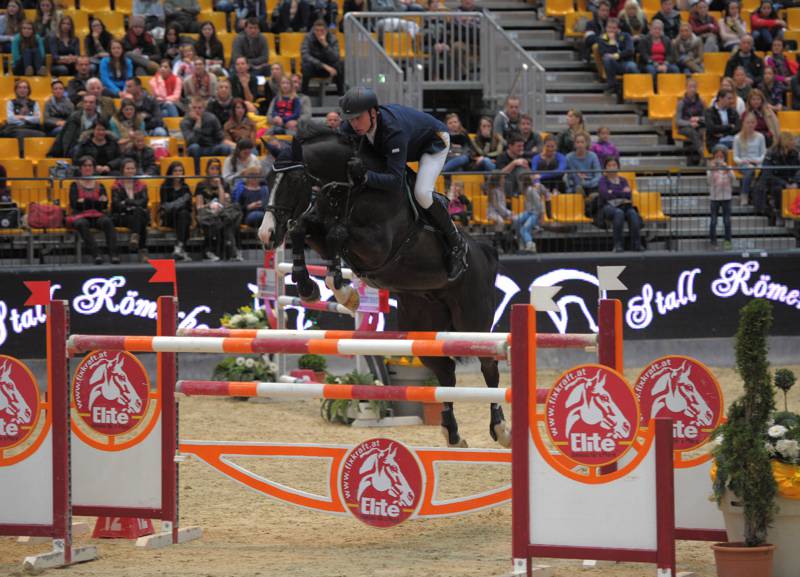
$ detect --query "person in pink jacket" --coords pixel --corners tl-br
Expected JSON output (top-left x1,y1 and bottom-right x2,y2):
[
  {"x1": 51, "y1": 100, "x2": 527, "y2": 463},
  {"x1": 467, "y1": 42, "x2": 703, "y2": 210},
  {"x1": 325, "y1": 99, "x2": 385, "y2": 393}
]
[{"x1": 149, "y1": 58, "x2": 183, "y2": 117}]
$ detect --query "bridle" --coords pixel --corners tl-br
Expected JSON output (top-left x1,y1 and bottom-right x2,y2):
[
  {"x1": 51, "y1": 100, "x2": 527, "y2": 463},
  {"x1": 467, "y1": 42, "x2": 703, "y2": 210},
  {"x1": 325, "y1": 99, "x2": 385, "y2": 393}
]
[{"x1": 264, "y1": 161, "x2": 309, "y2": 231}]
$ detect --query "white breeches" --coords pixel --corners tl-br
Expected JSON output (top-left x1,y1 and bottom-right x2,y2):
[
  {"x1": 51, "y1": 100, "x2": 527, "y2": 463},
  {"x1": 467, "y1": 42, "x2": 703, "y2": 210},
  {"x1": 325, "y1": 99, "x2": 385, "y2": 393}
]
[{"x1": 414, "y1": 132, "x2": 450, "y2": 209}]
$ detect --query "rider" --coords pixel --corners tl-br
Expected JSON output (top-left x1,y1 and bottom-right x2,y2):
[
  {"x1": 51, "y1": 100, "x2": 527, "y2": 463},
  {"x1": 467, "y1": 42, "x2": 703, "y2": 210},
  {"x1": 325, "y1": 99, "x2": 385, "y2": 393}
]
[{"x1": 338, "y1": 86, "x2": 469, "y2": 282}]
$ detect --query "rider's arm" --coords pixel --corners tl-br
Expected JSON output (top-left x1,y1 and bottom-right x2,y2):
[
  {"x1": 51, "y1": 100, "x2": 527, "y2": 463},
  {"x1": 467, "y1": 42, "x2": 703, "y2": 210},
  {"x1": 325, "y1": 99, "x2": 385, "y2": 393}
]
[{"x1": 365, "y1": 128, "x2": 407, "y2": 192}]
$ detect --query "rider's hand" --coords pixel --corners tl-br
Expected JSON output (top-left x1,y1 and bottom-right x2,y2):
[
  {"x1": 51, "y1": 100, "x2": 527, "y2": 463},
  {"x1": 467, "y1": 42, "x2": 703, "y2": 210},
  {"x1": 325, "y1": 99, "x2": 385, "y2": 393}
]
[{"x1": 347, "y1": 158, "x2": 367, "y2": 186}]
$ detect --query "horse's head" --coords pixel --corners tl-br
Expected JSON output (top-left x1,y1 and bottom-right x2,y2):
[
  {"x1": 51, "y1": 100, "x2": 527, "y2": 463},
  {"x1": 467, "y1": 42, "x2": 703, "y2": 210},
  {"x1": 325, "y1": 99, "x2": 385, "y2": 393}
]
[
  {"x1": 588, "y1": 375, "x2": 631, "y2": 439},
  {"x1": 381, "y1": 445, "x2": 414, "y2": 507},
  {"x1": 258, "y1": 164, "x2": 312, "y2": 250},
  {"x1": 110, "y1": 354, "x2": 143, "y2": 413},
  {"x1": 673, "y1": 362, "x2": 713, "y2": 426},
  {"x1": 0, "y1": 360, "x2": 32, "y2": 424}
]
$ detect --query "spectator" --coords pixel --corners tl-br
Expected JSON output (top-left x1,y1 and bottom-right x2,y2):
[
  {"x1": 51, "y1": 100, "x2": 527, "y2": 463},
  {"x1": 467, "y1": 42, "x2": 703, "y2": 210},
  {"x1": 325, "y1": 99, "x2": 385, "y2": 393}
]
[
  {"x1": 291, "y1": 74, "x2": 312, "y2": 120},
  {"x1": 67, "y1": 56, "x2": 93, "y2": 105},
  {"x1": 231, "y1": 17, "x2": 270, "y2": 76},
  {"x1": 446, "y1": 181, "x2": 472, "y2": 227},
  {"x1": 531, "y1": 136, "x2": 567, "y2": 219},
  {"x1": 485, "y1": 175, "x2": 513, "y2": 234},
  {"x1": 194, "y1": 157, "x2": 241, "y2": 261},
  {"x1": 0, "y1": 165, "x2": 10, "y2": 203},
  {"x1": 223, "y1": 138, "x2": 261, "y2": 190},
  {"x1": 758, "y1": 66, "x2": 787, "y2": 111},
  {"x1": 48, "y1": 93, "x2": 106, "y2": 158},
  {"x1": 557, "y1": 109, "x2": 586, "y2": 155},
  {"x1": 443, "y1": 113, "x2": 493, "y2": 172},
  {"x1": 123, "y1": 15, "x2": 161, "y2": 76},
  {"x1": 792, "y1": 69, "x2": 800, "y2": 111},
  {"x1": 652, "y1": 0, "x2": 681, "y2": 39},
  {"x1": 599, "y1": 156, "x2": 641, "y2": 251},
  {"x1": 195, "y1": 21, "x2": 226, "y2": 77},
  {"x1": 639, "y1": 20, "x2": 679, "y2": 80},
  {"x1": 110, "y1": 99, "x2": 145, "y2": 154},
  {"x1": 566, "y1": 132, "x2": 601, "y2": 195},
  {"x1": 271, "y1": 0, "x2": 312, "y2": 33},
  {"x1": 159, "y1": 160, "x2": 193, "y2": 261},
  {"x1": 134, "y1": 0, "x2": 166, "y2": 32},
  {"x1": 158, "y1": 25, "x2": 184, "y2": 63},
  {"x1": 750, "y1": 0, "x2": 785, "y2": 52},
  {"x1": 128, "y1": 132, "x2": 159, "y2": 176},
  {"x1": 223, "y1": 99, "x2": 257, "y2": 146},
  {"x1": 267, "y1": 76, "x2": 301, "y2": 135},
  {"x1": 518, "y1": 114, "x2": 541, "y2": 160},
  {"x1": 126, "y1": 77, "x2": 168, "y2": 136},
  {"x1": 598, "y1": 18, "x2": 638, "y2": 96},
  {"x1": 583, "y1": 1, "x2": 610, "y2": 62},
  {"x1": 73, "y1": 121, "x2": 121, "y2": 175},
  {"x1": 44, "y1": 80, "x2": 74, "y2": 136},
  {"x1": 224, "y1": 0, "x2": 269, "y2": 32},
  {"x1": 1, "y1": 79, "x2": 44, "y2": 143},
  {"x1": 689, "y1": 0, "x2": 719, "y2": 52},
  {"x1": 229, "y1": 56, "x2": 260, "y2": 113},
  {"x1": 172, "y1": 43, "x2": 197, "y2": 81},
  {"x1": 590, "y1": 126, "x2": 620, "y2": 166},
  {"x1": 676, "y1": 78, "x2": 706, "y2": 165},
  {"x1": 719, "y1": 0, "x2": 747, "y2": 51},
  {"x1": 513, "y1": 174, "x2": 544, "y2": 253},
  {"x1": 85, "y1": 18, "x2": 112, "y2": 72},
  {"x1": 165, "y1": 0, "x2": 201, "y2": 33},
  {"x1": 100, "y1": 40, "x2": 134, "y2": 98},
  {"x1": 181, "y1": 96, "x2": 233, "y2": 172},
  {"x1": 724, "y1": 35, "x2": 763, "y2": 83},
  {"x1": 474, "y1": 116, "x2": 505, "y2": 161},
  {"x1": 150, "y1": 58, "x2": 184, "y2": 117},
  {"x1": 496, "y1": 133, "x2": 530, "y2": 196},
  {"x1": 672, "y1": 22, "x2": 704, "y2": 73},
  {"x1": 11, "y1": 20, "x2": 46, "y2": 76},
  {"x1": 493, "y1": 96, "x2": 521, "y2": 141},
  {"x1": 69, "y1": 156, "x2": 119, "y2": 265},
  {"x1": 86, "y1": 77, "x2": 118, "y2": 119},
  {"x1": 234, "y1": 166, "x2": 268, "y2": 228},
  {"x1": 0, "y1": 0, "x2": 25, "y2": 53},
  {"x1": 754, "y1": 132, "x2": 799, "y2": 224},
  {"x1": 732, "y1": 66, "x2": 753, "y2": 100},
  {"x1": 301, "y1": 19, "x2": 344, "y2": 96},
  {"x1": 733, "y1": 111, "x2": 766, "y2": 205},
  {"x1": 705, "y1": 88, "x2": 741, "y2": 151},
  {"x1": 341, "y1": 0, "x2": 366, "y2": 32},
  {"x1": 111, "y1": 158, "x2": 150, "y2": 258},
  {"x1": 745, "y1": 88, "x2": 779, "y2": 147},
  {"x1": 267, "y1": 63, "x2": 285, "y2": 96},
  {"x1": 311, "y1": 0, "x2": 337, "y2": 29},
  {"x1": 707, "y1": 144, "x2": 735, "y2": 249},
  {"x1": 49, "y1": 15, "x2": 79, "y2": 76},
  {"x1": 184, "y1": 59, "x2": 219, "y2": 102},
  {"x1": 766, "y1": 38, "x2": 798, "y2": 85},
  {"x1": 325, "y1": 110, "x2": 341, "y2": 130},
  {"x1": 207, "y1": 79, "x2": 236, "y2": 127},
  {"x1": 618, "y1": 0, "x2": 648, "y2": 49}
]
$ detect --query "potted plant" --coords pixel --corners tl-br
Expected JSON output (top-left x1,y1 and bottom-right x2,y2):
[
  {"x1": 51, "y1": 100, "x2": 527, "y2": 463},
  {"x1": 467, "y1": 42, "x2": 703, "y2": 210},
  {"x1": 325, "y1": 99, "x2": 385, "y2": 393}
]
[
  {"x1": 385, "y1": 356, "x2": 436, "y2": 420},
  {"x1": 216, "y1": 303, "x2": 275, "y2": 399},
  {"x1": 711, "y1": 299, "x2": 780, "y2": 576},
  {"x1": 774, "y1": 369, "x2": 796, "y2": 413},
  {"x1": 420, "y1": 376, "x2": 443, "y2": 426},
  {"x1": 320, "y1": 372, "x2": 389, "y2": 426},
  {"x1": 298, "y1": 354, "x2": 328, "y2": 383}
]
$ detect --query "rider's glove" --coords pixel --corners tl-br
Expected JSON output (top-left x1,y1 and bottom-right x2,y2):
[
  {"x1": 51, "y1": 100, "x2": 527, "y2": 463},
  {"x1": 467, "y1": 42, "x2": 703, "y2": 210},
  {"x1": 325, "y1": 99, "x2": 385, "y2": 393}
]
[{"x1": 347, "y1": 158, "x2": 367, "y2": 186}]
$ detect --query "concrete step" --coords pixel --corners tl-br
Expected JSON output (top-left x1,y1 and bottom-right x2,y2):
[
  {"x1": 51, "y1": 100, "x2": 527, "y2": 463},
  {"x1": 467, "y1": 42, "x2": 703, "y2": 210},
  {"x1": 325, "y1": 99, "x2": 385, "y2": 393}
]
[
  {"x1": 508, "y1": 29, "x2": 561, "y2": 42},
  {"x1": 670, "y1": 215, "x2": 774, "y2": 231},
  {"x1": 611, "y1": 133, "x2": 660, "y2": 147},
  {"x1": 617, "y1": 144, "x2": 684, "y2": 156},
  {"x1": 541, "y1": 60, "x2": 597, "y2": 71},
  {"x1": 515, "y1": 38, "x2": 574, "y2": 49},
  {"x1": 620, "y1": 155, "x2": 686, "y2": 169},
  {"x1": 530, "y1": 49, "x2": 581, "y2": 62},
  {"x1": 546, "y1": 112, "x2": 640, "y2": 128},
  {"x1": 493, "y1": 11, "x2": 542, "y2": 27},
  {"x1": 480, "y1": 0, "x2": 536, "y2": 9},
  {"x1": 663, "y1": 196, "x2": 762, "y2": 214},
  {"x1": 674, "y1": 236, "x2": 796, "y2": 251},
  {"x1": 544, "y1": 70, "x2": 597, "y2": 83},
  {"x1": 546, "y1": 92, "x2": 617, "y2": 105},
  {"x1": 546, "y1": 102, "x2": 641, "y2": 114}
]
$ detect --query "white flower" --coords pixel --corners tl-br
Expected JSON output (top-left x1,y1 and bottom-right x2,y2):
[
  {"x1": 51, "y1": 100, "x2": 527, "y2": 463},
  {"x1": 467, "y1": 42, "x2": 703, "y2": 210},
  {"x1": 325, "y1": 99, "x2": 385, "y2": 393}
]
[
  {"x1": 267, "y1": 362, "x2": 278, "y2": 374},
  {"x1": 243, "y1": 313, "x2": 259, "y2": 326},
  {"x1": 776, "y1": 439, "x2": 800, "y2": 460},
  {"x1": 710, "y1": 435, "x2": 723, "y2": 448},
  {"x1": 244, "y1": 358, "x2": 255, "y2": 368},
  {"x1": 768, "y1": 425, "x2": 788, "y2": 438},
  {"x1": 373, "y1": 379, "x2": 383, "y2": 386},
  {"x1": 230, "y1": 314, "x2": 243, "y2": 326},
  {"x1": 334, "y1": 377, "x2": 342, "y2": 384},
  {"x1": 766, "y1": 443, "x2": 777, "y2": 456},
  {"x1": 235, "y1": 357, "x2": 246, "y2": 366}
]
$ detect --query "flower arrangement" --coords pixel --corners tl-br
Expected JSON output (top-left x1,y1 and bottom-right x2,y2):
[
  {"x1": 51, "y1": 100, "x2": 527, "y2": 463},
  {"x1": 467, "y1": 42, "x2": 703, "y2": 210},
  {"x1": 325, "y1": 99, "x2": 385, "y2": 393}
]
[
  {"x1": 220, "y1": 304, "x2": 269, "y2": 329},
  {"x1": 213, "y1": 355, "x2": 278, "y2": 382},
  {"x1": 320, "y1": 371, "x2": 388, "y2": 424}
]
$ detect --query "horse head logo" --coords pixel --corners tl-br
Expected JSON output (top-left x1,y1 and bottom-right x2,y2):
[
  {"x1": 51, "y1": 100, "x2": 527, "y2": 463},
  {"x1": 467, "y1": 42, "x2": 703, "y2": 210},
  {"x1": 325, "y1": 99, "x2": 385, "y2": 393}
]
[
  {"x1": 649, "y1": 361, "x2": 713, "y2": 427},
  {"x1": 356, "y1": 444, "x2": 415, "y2": 508},
  {"x1": 565, "y1": 372, "x2": 631, "y2": 439},
  {"x1": 0, "y1": 360, "x2": 32, "y2": 425},
  {"x1": 87, "y1": 354, "x2": 143, "y2": 414}
]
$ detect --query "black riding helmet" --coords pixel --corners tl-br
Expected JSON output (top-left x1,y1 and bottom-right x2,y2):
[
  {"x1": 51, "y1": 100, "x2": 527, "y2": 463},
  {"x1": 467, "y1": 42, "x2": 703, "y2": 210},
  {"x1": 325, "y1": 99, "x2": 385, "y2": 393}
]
[{"x1": 339, "y1": 86, "x2": 379, "y2": 120}]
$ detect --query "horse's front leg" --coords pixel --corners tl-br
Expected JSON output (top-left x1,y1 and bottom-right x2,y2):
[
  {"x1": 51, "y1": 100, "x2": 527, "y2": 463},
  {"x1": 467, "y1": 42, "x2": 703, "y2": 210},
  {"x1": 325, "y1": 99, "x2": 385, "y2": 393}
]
[
  {"x1": 289, "y1": 218, "x2": 320, "y2": 303},
  {"x1": 324, "y1": 224, "x2": 359, "y2": 314}
]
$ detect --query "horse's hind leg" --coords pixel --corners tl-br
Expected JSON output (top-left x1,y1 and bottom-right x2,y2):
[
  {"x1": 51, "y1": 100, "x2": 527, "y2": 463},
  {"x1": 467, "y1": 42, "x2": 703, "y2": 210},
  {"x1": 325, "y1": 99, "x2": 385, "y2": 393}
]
[
  {"x1": 480, "y1": 357, "x2": 510, "y2": 448},
  {"x1": 419, "y1": 355, "x2": 467, "y2": 448}
]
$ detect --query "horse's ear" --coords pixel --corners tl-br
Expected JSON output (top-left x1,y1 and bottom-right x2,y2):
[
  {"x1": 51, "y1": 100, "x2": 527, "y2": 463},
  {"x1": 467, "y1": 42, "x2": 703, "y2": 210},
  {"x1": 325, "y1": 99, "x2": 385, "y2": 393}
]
[
  {"x1": 565, "y1": 382, "x2": 584, "y2": 406},
  {"x1": 89, "y1": 364, "x2": 106, "y2": 386},
  {"x1": 0, "y1": 361, "x2": 9, "y2": 381},
  {"x1": 358, "y1": 454, "x2": 377, "y2": 474}
]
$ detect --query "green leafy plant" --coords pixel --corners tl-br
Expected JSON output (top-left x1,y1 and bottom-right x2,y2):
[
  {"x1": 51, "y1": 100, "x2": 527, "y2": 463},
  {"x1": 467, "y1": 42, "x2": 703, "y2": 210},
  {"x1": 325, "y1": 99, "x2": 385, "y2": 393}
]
[
  {"x1": 298, "y1": 354, "x2": 327, "y2": 372},
  {"x1": 320, "y1": 371, "x2": 389, "y2": 424},
  {"x1": 712, "y1": 299, "x2": 778, "y2": 547},
  {"x1": 774, "y1": 369, "x2": 797, "y2": 412},
  {"x1": 212, "y1": 355, "x2": 278, "y2": 382},
  {"x1": 220, "y1": 304, "x2": 269, "y2": 329}
]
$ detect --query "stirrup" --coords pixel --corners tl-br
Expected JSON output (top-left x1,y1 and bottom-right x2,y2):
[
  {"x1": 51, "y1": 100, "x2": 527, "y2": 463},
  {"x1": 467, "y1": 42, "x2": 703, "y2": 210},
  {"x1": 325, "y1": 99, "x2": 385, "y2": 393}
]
[{"x1": 447, "y1": 241, "x2": 469, "y2": 282}]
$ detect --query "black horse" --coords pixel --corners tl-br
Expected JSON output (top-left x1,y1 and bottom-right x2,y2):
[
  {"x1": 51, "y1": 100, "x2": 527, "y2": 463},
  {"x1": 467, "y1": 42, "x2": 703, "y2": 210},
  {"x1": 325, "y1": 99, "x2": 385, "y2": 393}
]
[{"x1": 258, "y1": 123, "x2": 509, "y2": 448}]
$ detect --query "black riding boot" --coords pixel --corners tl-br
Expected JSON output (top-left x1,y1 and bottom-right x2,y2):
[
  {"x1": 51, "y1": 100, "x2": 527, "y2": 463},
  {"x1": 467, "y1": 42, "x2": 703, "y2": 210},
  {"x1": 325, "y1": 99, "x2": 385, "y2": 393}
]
[{"x1": 426, "y1": 197, "x2": 468, "y2": 282}]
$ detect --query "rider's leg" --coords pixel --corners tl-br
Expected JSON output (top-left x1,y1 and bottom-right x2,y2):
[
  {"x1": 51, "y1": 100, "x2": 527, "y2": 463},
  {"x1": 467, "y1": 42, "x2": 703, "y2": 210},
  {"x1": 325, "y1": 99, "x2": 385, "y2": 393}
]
[{"x1": 416, "y1": 142, "x2": 469, "y2": 282}]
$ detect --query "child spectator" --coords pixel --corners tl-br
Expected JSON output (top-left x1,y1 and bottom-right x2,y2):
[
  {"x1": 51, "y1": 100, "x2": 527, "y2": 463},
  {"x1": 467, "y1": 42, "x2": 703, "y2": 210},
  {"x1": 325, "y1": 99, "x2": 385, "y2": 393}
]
[
  {"x1": 719, "y1": 1, "x2": 747, "y2": 51},
  {"x1": 150, "y1": 59, "x2": 184, "y2": 118},
  {"x1": 485, "y1": 175, "x2": 513, "y2": 234},
  {"x1": 707, "y1": 144, "x2": 735, "y2": 249},
  {"x1": 676, "y1": 78, "x2": 707, "y2": 166},
  {"x1": 639, "y1": 20, "x2": 679, "y2": 80},
  {"x1": 749, "y1": 0, "x2": 786, "y2": 52},
  {"x1": 195, "y1": 158, "x2": 242, "y2": 261},
  {"x1": 128, "y1": 132, "x2": 159, "y2": 176},
  {"x1": 531, "y1": 136, "x2": 567, "y2": 219},
  {"x1": 111, "y1": 158, "x2": 150, "y2": 259},
  {"x1": 598, "y1": 157, "x2": 641, "y2": 251},
  {"x1": 446, "y1": 181, "x2": 472, "y2": 226},
  {"x1": 234, "y1": 166, "x2": 268, "y2": 229},
  {"x1": 590, "y1": 126, "x2": 620, "y2": 166},
  {"x1": 733, "y1": 111, "x2": 766, "y2": 205},
  {"x1": 672, "y1": 22, "x2": 704, "y2": 73},
  {"x1": 689, "y1": 0, "x2": 719, "y2": 52},
  {"x1": 11, "y1": 20, "x2": 46, "y2": 76},
  {"x1": 765, "y1": 38, "x2": 798, "y2": 85},
  {"x1": 160, "y1": 160, "x2": 193, "y2": 261},
  {"x1": 566, "y1": 132, "x2": 601, "y2": 195},
  {"x1": 68, "y1": 156, "x2": 119, "y2": 265},
  {"x1": 474, "y1": 116, "x2": 505, "y2": 161},
  {"x1": 267, "y1": 76, "x2": 302, "y2": 135},
  {"x1": 513, "y1": 175, "x2": 544, "y2": 253}
]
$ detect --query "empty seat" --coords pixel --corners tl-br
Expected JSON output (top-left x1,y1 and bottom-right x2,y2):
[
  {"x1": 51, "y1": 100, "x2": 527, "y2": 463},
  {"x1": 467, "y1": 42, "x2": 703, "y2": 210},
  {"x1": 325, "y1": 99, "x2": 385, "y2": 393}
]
[
  {"x1": 658, "y1": 73, "x2": 686, "y2": 97},
  {"x1": 782, "y1": 188, "x2": 800, "y2": 220},
  {"x1": 703, "y1": 52, "x2": 729, "y2": 77},
  {"x1": 633, "y1": 191, "x2": 668, "y2": 221},
  {"x1": 647, "y1": 94, "x2": 678, "y2": 122},
  {"x1": 623, "y1": 74, "x2": 655, "y2": 102},
  {"x1": 551, "y1": 194, "x2": 590, "y2": 223},
  {"x1": 24, "y1": 138, "x2": 56, "y2": 160},
  {"x1": 545, "y1": 0, "x2": 574, "y2": 17},
  {"x1": 777, "y1": 110, "x2": 800, "y2": 135}
]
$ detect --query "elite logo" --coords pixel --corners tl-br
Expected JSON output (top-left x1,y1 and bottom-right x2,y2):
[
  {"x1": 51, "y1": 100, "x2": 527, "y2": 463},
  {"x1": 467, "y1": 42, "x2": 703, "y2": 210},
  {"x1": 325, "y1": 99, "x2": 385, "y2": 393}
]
[
  {"x1": 72, "y1": 351, "x2": 149, "y2": 436},
  {"x1": 0, "y1": 356, "x2": 39, "y2": 449},
  {"x1": 340, "y1": 438, "x2": 422, "y2": 528},
  {"x1": 635, "y1": 356, "x2": 722, "y2": 452},
  {"x1": 545, "y1": 365, "x2": 639, "y2": 467}
]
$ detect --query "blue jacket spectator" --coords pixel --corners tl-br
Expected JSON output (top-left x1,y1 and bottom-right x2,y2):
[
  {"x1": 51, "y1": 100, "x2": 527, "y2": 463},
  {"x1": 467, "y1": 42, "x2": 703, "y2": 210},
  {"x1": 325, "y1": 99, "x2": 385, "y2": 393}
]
[
  {"x1": 11, "y1": 22, "x2": 46, "y2": 76},
  {"x1": 565, "y1": 133, "x2": 601, "y2": 193},
  {"x1": 99, "y1": 39, "x2": 135, "y2": 97},
  {"x1": 530, "y1": 137, "x2": 567, "y2": 193}
]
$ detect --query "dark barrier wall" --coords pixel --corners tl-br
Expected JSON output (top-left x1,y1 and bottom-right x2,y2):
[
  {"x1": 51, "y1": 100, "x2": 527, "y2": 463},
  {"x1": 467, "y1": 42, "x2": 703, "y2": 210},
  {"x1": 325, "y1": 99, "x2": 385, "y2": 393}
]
[{"x1": 1, "y1": 252, "x2": 799, "y2": 358}]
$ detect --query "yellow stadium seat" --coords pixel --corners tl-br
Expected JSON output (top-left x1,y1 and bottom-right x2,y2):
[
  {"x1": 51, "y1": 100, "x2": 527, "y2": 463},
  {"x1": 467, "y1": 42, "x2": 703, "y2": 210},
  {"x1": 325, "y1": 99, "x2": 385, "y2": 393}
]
[
  {"x1": 564, "y1": 12, "x2": 592, "y2": 39},
  {"x1": 778, "y1": 111, "x2": 800, "y2": 135},
  {"x1": 0, "y1": 139, "x2": 19, "y2": 159},
  {"x1": 93, "y1": 11, "x2": 126, "y2": 36},
  {"x1": 0, "y1": 159, "x2": 34, "y2": 178},
  {"x1": 335, "y1": 31, "x2": 345, "y2": 58},
  {"x1": 22, "y1": 76, "x2": 55, "y2": 98},
  {"x1": 551, "y1": 194, "x2": 590, "y2": 223},
  {"x1": 80, "y1": 0, "x2": 111, "y2": 9},
  {"x1": 788, "y1": 8, "x2": 800, "y2": 29},
  {"x1": 451, "y1": 174, "x2": 485, "y2": 200},
  {"x1": 692, "y1": 73, "x2": 720, "y2": 97},
  {"x1": 383, "y1": 32, "x2": 416, "y2": 59},
  {"x1": 198, "y1": 0, "x2": 213, "y2": 10},
  {"x1": 546, "y1": 0, "x2": 574, "y2": 17},
  {"x1": 24, "y1": 138, "x2": 56, "y2": 160},
  {"x1": 619, "y1": 172, "x2": 638, "y2": 194},
  {"x1": 63, "y1": 10, "x2": 90, "y2": 36},
  {"x1": 470, "y1": 194, "x2": 489, "y2": 225},
  {"x1": 658, "y1": 73, "x2": 686, "y2": 97},
  {"x1": 647, "y1": 94, "x2": 678, "y2": 122},
  {"x1": 740, "y1": 0, "x2": 758, "y2": 10},
  {"x1": 633, "y1": 191, "x2": 668, "y2": 222},
  {"x1": 0, "y1": 76, "x2": 14, "y2": 98},
  {"x1": 163, "y1": 117, "x2": 185, "y2": 141},
  {"x1": 271, "y1": 54, "x2": 294, "y2": 74},
  {"x1": 784, "y1": 30, "x2": 800, "y2": 47},
  {"x1": 782, "y1": 188, "x2": 800, "y2": 220},
  {"x1": 623, "y1": 74, "x2": 655, "y2": 102},
  {"x1": 264, "y1": 33, "x2": 277, "y2": 57},
  {"x1": 279, "y1": 33, "x2": 306, "y2": 58},
  {"x1": 703, "y1": 52, "x2": 729, "y2": 77},
  {"x1": 206, "y1": 10, "x2": 229, "y2": 33},
  {"x1": 115, "y1": 0, "x2": 133, "y2": 12},
  {"x1": 641, "y1": 0, "x2": 660, "y2": 11},
  {"x1": 161, "y1": 157, "x2": 196, "y2": 176},
  {"x1": 35, "y1": 158, "x2": 71, "y2": 178},
  {"x1": 218, "y1": 33, "x2": 236, "y2": 62}
]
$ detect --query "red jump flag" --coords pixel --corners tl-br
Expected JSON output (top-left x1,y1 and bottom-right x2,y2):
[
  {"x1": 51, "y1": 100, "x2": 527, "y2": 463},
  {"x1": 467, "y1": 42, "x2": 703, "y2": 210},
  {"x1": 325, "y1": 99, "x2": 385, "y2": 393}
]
[
  {"x1": 24, "y1": 280, "x2": 52, "y2": 307},
  {"x1": 147, "y1": 259, "x2": 177, "y2": 297}
]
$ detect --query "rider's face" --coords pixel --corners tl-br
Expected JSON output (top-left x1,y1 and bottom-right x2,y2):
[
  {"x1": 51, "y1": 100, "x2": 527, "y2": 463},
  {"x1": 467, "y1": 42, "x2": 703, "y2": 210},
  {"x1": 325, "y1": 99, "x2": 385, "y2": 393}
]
[{"x1": 348, "y1": 110, "x2": 373, "y2": 135}]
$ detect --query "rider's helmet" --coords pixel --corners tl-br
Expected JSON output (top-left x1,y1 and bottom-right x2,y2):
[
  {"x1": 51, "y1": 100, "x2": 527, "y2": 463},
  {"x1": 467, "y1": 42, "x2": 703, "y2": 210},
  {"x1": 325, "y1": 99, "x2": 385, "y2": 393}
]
[{"x1": 339, "y1": 86, "x2": 379, "y2": 120}]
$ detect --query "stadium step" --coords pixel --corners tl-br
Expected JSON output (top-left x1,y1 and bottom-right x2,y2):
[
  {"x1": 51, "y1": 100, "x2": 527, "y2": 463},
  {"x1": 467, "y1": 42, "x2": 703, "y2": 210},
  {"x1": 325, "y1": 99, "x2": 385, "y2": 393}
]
[
  {"x1": 663, "y1": 196, "x2": 765, "y2": 215},
  {"x1": 508, "y1": 29, "x2": 562, "y2": 43},
  {"x1": 546, "y1": 112, "x2": 640, "y2": 129},
  {"x1": 674, "y1": 236, "x2": 796, "y2": 251},
  {"x1": 546, "y1": 92, "x2": 617, "y2": 105},
  {"x1": 478, "y1": 0, "x2": 538, "y2": 9},
  {"x1": 529, "y1": 49, "x2": 581, "y2": 62},
  {"x1": 611, "y1": 133, "x2": 660, "y2": 147},
  {"x1": 543, "y1": 70, "x2": 597, "y2": 83},
  {"x1": 493, "y1": 11, "x2": 544, "y2": 27},
  {"x1": 546, "y1": 102, "x2": 641, "y2": 114},
  {"x1": 670, "y1": 215, "x2": 778, "y2": 231},
  {"x1": 617, "y1": 144, "x2": 684, "y2": 156},
  {"x1": 620, "y1": 155, "x2": 687, "y2": 169}
]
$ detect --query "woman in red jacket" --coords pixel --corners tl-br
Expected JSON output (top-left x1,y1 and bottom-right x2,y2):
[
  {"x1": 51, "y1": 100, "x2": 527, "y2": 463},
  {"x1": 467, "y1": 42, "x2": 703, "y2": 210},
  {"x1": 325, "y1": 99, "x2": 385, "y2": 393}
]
[{"x1": 750, "y1": 0, "x2": 786, "y2": 51}]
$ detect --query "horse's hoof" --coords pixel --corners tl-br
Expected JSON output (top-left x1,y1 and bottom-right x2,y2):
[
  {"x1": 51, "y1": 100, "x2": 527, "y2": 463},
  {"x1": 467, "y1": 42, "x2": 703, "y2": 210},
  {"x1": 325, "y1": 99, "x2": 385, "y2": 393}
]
[
  {"x1": 492, "y1": 422, "x2": 512, "y2": 448},
  {"x1": 441, "y1": 427, "x2": 468, "y2": 448},
  {"x1": 300, "y1": 281, "x2": 321, "y2": 303}
]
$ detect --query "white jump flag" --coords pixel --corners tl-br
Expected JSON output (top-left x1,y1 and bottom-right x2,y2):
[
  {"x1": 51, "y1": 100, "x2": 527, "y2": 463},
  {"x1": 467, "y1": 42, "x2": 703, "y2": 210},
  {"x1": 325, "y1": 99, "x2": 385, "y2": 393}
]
[
  {"x1": 530, "y1": 286, "x2": 561, "y2": 312},
  {"x1": 597, "y1": 266, "x2": 627, "y2": 292}
]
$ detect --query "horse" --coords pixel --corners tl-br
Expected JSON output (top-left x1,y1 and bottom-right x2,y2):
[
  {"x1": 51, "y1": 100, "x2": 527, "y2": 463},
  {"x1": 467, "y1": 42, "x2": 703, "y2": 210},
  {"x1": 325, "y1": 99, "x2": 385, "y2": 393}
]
[
  {"x1": 0, "y1": 361, "x2": 32, "y2": 424},
  {"x1": 87, "y1": 354, "x2": 143, "y2": 414},
  {"x1": 258, "y1": 122, "x2": 509, "y2": 448},
  {"x1": 357, "y1": 444, "x2": 414, "y2": 507},
  {"x1": 565, "y1": 373, "x2": 631, "y2": 440},
  {"x1": 648, "y1": 362, "x2": 713, "y2": 426}
]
